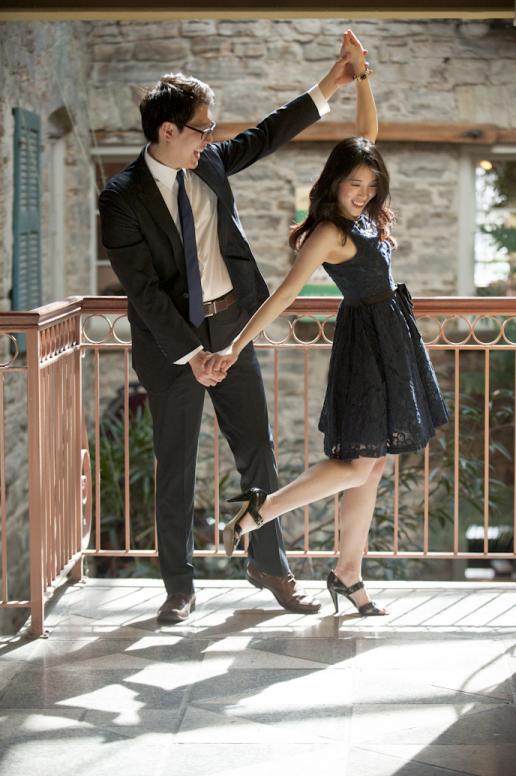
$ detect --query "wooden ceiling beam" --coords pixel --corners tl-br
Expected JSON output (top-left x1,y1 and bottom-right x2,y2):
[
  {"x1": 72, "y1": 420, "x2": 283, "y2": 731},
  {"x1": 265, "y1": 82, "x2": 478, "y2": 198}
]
[
  {"x1": 0, "y1": 1, "x2": 513, "y2": 21},
  {"x1": 93, "y1": 121, "x2": 516, "y2": 148}
]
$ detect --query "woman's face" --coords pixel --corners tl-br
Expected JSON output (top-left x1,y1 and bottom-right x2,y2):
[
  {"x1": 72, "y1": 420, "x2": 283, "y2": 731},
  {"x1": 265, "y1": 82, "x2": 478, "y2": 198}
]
[{"x1": 337, "y1": 163, "x2": 378, "y2": 220}]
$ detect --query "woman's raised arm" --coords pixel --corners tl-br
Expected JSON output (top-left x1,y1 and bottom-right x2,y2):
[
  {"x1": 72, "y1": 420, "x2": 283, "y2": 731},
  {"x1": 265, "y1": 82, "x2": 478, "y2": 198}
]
[{"x1": 345, "y1": 30, "x2": 378, "y2": 143}]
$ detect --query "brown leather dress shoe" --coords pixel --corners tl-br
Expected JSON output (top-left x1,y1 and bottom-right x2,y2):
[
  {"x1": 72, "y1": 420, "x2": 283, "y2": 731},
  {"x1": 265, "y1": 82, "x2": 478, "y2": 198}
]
[
  {"x1": 246, "y1": 560, "x2": 321, "y2": 614},
  {"x1": 157, "y1": 592, "x2": 196, "y2": 624}
]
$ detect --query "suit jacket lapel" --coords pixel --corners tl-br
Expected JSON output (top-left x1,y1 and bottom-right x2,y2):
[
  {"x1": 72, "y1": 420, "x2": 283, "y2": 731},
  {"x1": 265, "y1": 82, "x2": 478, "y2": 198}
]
[
  {"x1": 193, "y1": 153, "x2": 229, "y2": 210},
  {"x1": 133, "y1": 151, "x2": 186, "y2": 278}
]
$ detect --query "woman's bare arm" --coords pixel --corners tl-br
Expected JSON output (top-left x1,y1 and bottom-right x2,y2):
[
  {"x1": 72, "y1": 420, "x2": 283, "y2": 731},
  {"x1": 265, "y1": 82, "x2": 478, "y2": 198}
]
[{"x1": 207, "y1": 224, "x2": 342, "y2": 372}]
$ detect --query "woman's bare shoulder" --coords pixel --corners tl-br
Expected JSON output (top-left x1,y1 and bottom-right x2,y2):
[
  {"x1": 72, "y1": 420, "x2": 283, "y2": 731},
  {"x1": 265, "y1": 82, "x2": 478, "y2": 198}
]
[{"x1": 309, "y1": 221, "x2": 357, "y2": 264}]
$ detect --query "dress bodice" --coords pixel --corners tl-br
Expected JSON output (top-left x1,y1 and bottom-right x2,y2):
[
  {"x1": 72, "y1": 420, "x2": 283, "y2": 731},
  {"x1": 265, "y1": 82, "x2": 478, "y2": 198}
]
[{"x1": 322, "y1": 215, "x2": 395, "y2": 300}]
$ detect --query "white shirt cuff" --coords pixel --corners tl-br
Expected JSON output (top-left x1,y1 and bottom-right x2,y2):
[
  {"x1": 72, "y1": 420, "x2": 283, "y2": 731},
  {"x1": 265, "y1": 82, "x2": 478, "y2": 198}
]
[
  {"x1": 307, "y1": 84, "x2": 330, "y2": 118},
  {"x1": 174, "y1": 345, "x2": 203, "y2": 365}
]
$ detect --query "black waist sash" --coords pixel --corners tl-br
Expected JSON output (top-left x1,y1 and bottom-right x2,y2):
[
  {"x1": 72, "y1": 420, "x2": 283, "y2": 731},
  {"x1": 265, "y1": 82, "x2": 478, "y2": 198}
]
[{"x1": 344, "y1": 283, "x2": 413, "y2": 311}]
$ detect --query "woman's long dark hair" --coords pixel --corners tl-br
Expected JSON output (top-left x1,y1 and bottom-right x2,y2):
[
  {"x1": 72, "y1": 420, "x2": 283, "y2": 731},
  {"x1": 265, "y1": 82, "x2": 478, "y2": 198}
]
[{"x1": 289, "y1": 137, "x2": 396, "y2": 251}]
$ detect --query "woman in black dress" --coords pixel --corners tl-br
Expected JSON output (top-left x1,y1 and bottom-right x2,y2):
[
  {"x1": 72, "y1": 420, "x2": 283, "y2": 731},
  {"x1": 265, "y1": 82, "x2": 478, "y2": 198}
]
[{"x1": 209, "y1": 31, "x2": 448, "y2": 616}]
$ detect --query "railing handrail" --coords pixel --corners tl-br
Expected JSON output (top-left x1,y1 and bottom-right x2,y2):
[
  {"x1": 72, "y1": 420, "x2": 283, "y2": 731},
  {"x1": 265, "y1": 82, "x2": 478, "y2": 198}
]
[
  {"x1": 3, "y1": 294, "x2": 516, "y2": 330},
  {"x1": 0, "y1": 297, "x2": 84, "y2": 330}
]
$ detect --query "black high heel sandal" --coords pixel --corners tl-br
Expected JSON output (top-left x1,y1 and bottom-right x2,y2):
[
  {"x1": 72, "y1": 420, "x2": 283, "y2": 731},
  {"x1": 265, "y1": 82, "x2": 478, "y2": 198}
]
[
  {"x1": 223, "y1": 488, "x2": 267, "y2": 557},
  {"x1": 326, "y1": 571, "x2": 387, "y2": 616}
]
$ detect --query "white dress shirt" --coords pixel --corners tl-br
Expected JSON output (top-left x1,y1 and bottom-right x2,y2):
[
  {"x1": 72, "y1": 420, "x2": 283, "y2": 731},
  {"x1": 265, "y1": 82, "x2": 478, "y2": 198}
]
[{"x1": 144, "y1": 84, "x2": 330, "y2": 365}]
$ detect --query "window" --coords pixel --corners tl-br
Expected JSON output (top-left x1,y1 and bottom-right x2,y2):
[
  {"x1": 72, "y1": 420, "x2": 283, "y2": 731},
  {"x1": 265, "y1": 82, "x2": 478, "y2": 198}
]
[
  {"x1": 94, "y1": 155, "x2": 133, "y2": 295},
  {"x1": 12, "y1": 108, "x2": 42, "y2": 313},
  {"x1": 475, "y1": 158, "x2": 516, "y2": 295}
]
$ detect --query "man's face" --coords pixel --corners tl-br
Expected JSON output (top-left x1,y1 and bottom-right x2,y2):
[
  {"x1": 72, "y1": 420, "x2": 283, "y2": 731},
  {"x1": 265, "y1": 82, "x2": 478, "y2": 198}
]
[{"x1": 159, "y1": 102, "x2": 215, "y2": 169}]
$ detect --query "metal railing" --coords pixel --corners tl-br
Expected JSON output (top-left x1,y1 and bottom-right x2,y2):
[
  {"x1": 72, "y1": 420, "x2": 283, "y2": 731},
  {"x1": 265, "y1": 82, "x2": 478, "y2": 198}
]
[{"x1": 1, "y1": 294, "x2": 516, "y2": 636}]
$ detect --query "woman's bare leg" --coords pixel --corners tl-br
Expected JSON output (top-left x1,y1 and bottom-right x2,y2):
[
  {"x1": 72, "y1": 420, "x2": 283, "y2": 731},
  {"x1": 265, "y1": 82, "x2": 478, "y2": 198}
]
[
  {"x1": 236, "y1": 456, "x2": 378, "y2": 533},
  {"x1": 334, "y1": 456, "x2": 387, "y2": 610}
]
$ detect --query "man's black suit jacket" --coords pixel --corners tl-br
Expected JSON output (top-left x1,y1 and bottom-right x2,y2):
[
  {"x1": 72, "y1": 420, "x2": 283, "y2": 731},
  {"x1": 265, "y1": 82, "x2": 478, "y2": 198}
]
[{"x1": 98, "y1": 91, "x2": 320, "y2": 392}]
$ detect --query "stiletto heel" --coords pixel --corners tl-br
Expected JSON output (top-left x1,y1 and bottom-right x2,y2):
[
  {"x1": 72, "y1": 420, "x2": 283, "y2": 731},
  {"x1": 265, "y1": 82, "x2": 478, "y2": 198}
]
[
  {"x1": 327, "y1": 577, "x2": 339, "y2": 614},
  {"x1": 326, "y1": 571, "x2": 387, "y2": 616},
  {"x1": 223, "y1": 488, "x2": 267, "y2": 557}
]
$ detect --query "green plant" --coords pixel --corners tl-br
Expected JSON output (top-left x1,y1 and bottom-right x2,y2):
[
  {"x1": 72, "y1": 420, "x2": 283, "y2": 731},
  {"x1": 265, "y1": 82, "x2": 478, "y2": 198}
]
[{"x1": 87, "y1": 401, "x2": 235, "y2": 578}]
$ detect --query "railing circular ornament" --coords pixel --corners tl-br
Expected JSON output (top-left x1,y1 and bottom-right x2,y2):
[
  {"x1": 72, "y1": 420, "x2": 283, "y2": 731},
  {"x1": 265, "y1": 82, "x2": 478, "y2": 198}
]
[
  {"x1": 500, "y1": 316, "x2": 516, "y2": 345},
  {"x1": 417, "y1": 316, "x2": 443, "y2": 346},
  {"x1": 321, "y1": 316, "x2": 335, "y2": 345},
  {"x1": 82, "y1": 314, "x2": 113, "y2": 344},
  {"x1": 112, "y1": 315, "x2": 132, "y2": 345},
  {"x1": 440, "y1": 315, "x2": 474, "y2": 346},
  {"x1": 80, "y1": 444, "x2": 92, "y2": 550},
  {"x1": 261, "y1": 319, "x2": 293, "y2": 346},
  {"x1": 0, "y1": 334, "x2": 20, "y2": 368},
  {"x1": 470, "y1": 315, "x2": 504, "y2": 346},
  {"x1": 291, "y1": 316, "x2": 323, "y2": 345}
]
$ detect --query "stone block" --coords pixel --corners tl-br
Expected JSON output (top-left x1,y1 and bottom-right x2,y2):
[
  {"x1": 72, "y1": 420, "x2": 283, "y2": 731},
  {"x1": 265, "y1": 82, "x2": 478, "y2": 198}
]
[
  {"x1": 219, "y1": 20, "x2": 271, "y2": 38},
  {"x1": 490, "y1": 59, "x2": 516, "y2": 84},
  {"x1": 455, "y1": 84, "x2": 513, "y2": 124},
  {"x1": 270, "y1": 20, "x2": 321, "y2": 42},
  {"x1": 303, "y1": 40, "x2": 337, "y2": 62},
  {"x1": 181, "y1": 19, "x2": 217, "y2": 37},
  {"x1": 88, "y1": 22, "x2": 122, "y2": 41},
  {"x1": 231, "y1": 41, "x2": 266, "y2": 59},
  {"x1": 132, "y1": 39, "x2": 190, "y2": 63},
  {"x1": 442, "y1": 59, "x2": 490, "y2": 86},
  {"x1": 191, "y1": 37, "x2": 232, "y2": 58},
  {"x1": 267, "y1": 41, "x2": 303, "y2": 65},
  {"x1": 93, "y1": 43, "x2": 135, "y2": 62},
  {"x1": 118, "y1": 21, "x2": 181, "y2": 41}
]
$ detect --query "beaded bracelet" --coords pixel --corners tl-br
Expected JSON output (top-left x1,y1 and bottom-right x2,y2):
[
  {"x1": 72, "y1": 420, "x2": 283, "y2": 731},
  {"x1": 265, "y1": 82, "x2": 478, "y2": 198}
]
[{"x1": 353, "y1": 66, "x2": 373, "y2": 81}]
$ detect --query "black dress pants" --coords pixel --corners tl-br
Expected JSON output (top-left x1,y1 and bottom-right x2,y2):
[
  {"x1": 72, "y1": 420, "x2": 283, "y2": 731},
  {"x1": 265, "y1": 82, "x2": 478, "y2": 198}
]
[{"x1": 147, "y1": 303, "x2": 289, "y2": 594}]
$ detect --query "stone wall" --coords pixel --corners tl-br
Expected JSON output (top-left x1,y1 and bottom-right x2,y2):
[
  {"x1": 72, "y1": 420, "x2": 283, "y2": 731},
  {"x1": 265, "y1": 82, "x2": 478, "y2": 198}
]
[
  {"x1": 85, "y1": 18, "x2": 516, "y2": 529},
  {"x1": 0, "y1": 21, "x2": 93, "y2": 632},
  {"x1": 88, "y1": 18, "x2": 516, "y2": 295}
]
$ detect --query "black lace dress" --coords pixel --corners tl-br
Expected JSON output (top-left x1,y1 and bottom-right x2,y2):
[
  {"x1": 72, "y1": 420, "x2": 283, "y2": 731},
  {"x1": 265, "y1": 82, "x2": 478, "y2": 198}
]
[{"x1": 318, "y1": 215, "x2": 448, "y2": 460}]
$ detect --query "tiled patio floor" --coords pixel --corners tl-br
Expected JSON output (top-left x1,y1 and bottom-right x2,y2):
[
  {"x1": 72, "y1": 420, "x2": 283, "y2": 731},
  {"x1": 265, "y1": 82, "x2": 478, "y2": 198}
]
[{"x1": 1, "y1": 578, "x2": 515, "y2": 776}]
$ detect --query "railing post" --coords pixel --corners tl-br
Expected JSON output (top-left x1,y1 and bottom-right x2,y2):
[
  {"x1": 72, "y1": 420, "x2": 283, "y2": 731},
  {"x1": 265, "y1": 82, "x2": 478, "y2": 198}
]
[
  {"x1": 25, "y1": 327, "x2": 45, "y2": 637},
  {"x1": 71, "y1": 311, "x2": 86, "y2": 582}
]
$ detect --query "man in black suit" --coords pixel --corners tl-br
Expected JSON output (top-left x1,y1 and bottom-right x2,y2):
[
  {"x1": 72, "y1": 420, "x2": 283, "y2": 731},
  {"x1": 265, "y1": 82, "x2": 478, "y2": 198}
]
[{"x1": 99, "y1": 40, "x2": 355, "y2": 623}]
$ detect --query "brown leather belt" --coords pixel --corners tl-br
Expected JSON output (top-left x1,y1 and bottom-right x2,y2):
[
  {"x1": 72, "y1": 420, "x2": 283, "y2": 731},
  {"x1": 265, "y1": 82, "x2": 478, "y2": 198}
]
[{"x1": 203, "y1": 289, "x2": 236, "y2": 317}]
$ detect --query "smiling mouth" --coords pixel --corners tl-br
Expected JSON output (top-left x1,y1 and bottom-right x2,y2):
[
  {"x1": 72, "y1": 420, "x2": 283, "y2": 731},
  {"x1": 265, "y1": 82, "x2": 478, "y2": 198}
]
[{"x1": 351, "y1": 200, "x2": 365, "y2": 208}]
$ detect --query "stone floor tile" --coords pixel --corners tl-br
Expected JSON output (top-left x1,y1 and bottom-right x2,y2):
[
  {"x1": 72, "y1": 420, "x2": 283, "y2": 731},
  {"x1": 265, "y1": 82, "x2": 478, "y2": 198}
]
[
  {"x1": 359, "y1": 743, "x2": 516, "y2": 776},
  {"x1": 175, "y1": 704, "x2": 326, "y2": 743},
  {"x1": 201, "y1": 642, "x2": 329, "y2": 671},
  {"x1": 0, "y1": 635, "x2": 47, "y2": 662},
  {"x1": 245, "y1": 635, "x2": 357, "y2": 666},
  {"x1": 45, "y1": 614, "x2": 161, "y2": 639},
  {"x1": 351, "y1": 701, "x2": 516, "y2": 745},
  {"x1": 159, "y1": 742, "x2": 353, "y2": 776},
  {"x1": 0, "y1": 667, "x2": 190, "y2": 710},
  {"x1": 0, "y1": 660, "x2": 29, "y2": 692},
  {"x1": 349, "y1": 666, "x2": 506, "y2": 705},
  {"x1": 346, "y1": 746, "x2": 471, "y2": 776},
  {"x1": 0, "y1": 708, "x2": 88, "y2": 741},
  {"x1": 354, "y1": 635, "x2": 506, "y2": 663},
  {"x1": 0, "y1": 732, "x2": 181, "y2": 776},
  {"x1": 83, "y1": 706, "x2": 182, "y2": 737},
  {"x1": 191, "y1": 667, "x2": 353, "y2": 737}
]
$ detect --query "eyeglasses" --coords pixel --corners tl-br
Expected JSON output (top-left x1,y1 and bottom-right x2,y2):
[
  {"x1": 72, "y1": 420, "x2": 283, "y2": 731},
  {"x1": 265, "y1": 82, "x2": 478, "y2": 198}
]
[{"x1": 183, "y1": 121, "x2": 217, "y2": 141}]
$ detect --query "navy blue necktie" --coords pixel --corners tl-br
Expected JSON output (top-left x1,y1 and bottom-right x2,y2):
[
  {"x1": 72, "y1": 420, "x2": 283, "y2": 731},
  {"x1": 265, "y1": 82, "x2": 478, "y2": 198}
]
[{"x1": 176, "y1": 169, "x2": 204, "y2": 328}]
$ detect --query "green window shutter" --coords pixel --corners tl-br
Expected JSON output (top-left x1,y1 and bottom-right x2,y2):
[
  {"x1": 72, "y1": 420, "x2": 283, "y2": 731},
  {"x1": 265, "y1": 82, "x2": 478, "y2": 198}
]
[{"x1": 12, "y1": 108, "x2": 42, "y2": 313}]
